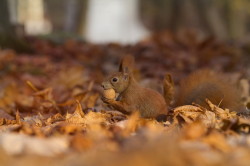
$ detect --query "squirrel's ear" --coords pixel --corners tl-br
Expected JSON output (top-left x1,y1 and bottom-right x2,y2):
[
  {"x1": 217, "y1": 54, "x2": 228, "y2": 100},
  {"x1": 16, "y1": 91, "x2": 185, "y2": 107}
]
[
  {"x1": 122, "y1": 67, "x2": 129, "y2": 74},
  {"x1": 119, "y1": 55, "x2": 135, "y2": 73},
  {"x1": 122, "y1": 67, "x2": 129, "y2": 80},
  {"x1": 118, "y1": 63, "x2": 123, "y2": 72}
]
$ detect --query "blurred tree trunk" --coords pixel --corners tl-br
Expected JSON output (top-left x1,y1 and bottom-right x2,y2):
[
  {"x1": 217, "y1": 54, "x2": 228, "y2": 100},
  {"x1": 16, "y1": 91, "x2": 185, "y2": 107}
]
[
  {"x1": 44, "y1": 0, "x2": 86, "y2": 34},
  {"x1": 140, "y1": 0, "x2": 250, "y2": 40},
  {"x1": 0, "y1": 0, "x2": 32, "y2": 52},
  {"x1": 140, "y1": 0, "x2": 227, "y2": 37},
  {"x1": 140, "y1": 0, "x2": 173, "y2": 31},
  {"x1": 0, "y1": 0, "x2": 13, "y2": 33},
  {"x1": 64, "y1": 0, "x2": 86, "y2": 33}
]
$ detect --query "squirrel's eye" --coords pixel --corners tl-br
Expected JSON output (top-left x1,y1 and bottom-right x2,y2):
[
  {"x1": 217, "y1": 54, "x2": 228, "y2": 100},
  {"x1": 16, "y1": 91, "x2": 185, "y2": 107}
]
[{"x1": 112, "y1": 77, "x2": 118, "y2": 82}]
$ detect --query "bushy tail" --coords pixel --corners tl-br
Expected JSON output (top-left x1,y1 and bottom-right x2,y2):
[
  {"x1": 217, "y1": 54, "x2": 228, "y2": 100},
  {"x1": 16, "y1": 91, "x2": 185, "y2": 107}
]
[{"x1": 175, "y1": 69, "x2": 242, "y2": 111}]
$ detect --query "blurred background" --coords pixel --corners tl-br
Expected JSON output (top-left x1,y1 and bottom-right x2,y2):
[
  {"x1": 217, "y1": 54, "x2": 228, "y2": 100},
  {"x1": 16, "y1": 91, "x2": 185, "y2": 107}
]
[{"x1": 1, "y1": 0, "x2": 250, "y2": 46}]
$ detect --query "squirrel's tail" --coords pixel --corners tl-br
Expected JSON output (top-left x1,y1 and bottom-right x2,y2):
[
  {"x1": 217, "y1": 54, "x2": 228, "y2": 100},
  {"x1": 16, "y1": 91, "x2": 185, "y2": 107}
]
[{"x1": 175, "y1": 69, "x2": 242, "y2": 112}]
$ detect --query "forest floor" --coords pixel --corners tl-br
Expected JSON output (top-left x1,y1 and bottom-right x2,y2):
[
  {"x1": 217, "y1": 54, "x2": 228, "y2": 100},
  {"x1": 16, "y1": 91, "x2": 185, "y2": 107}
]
[{"x1": 0, "y1": 31, "x2": 250, "y2": 166}]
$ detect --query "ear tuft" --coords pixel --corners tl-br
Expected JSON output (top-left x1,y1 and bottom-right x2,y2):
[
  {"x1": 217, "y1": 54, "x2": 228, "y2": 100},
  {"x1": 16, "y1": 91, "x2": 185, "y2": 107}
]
[
  {"x1": 123, "y1": 67, "x2": 129, "y2": 74},
  {"x1": 123, "y1": 73, "x2": 129, "y2": 80},
  {"x1": 118, "y1": 55, "x2": 135, "y2": 73}
]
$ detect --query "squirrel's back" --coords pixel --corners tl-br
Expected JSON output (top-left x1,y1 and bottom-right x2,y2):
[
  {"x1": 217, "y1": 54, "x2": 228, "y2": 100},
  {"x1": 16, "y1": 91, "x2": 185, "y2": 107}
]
[{"x1": 176, "y1": 70, "x2": 242, "y2": 111}]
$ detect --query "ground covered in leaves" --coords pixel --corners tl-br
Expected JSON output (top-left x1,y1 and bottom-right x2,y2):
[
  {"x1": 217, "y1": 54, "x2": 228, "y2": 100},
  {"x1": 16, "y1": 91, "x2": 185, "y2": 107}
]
[{"x1": 0, "y1": 31, "x2": 250, "y2": 166}]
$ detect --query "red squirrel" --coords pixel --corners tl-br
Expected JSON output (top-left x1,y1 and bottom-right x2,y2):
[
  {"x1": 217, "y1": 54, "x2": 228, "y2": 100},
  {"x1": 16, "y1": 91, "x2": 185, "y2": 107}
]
[
  {"x1": 101, "y1": 55, "x2": 242, "y2": 118},
  {"x1": 101, "y1": 55, "x2": 169, "y2": 118}
]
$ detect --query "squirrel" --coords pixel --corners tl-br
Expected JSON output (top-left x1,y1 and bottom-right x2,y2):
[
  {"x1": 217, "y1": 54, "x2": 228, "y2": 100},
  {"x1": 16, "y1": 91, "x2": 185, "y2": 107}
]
[
  {"x1": 101, "y1": 55, "x2": 243, "y2": 118},
  {"x1": 101, "y1": 55, "x2": 171, "y2": 118}
]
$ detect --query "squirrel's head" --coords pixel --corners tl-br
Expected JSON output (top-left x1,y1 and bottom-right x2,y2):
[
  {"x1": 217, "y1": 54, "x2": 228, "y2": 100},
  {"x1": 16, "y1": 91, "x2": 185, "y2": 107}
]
[
  {"x1": 102, "y1": 67, "x2": 130, "y2": 93},
  {"x1": 102, "y1": 55, "x2": 135, "y2": 94}
]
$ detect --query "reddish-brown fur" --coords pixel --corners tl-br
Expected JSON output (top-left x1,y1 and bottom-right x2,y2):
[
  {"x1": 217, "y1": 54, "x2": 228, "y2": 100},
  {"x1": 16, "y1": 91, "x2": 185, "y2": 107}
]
[
  {"x1": 102, "y1": 72, "x2": 168, "y2": 118},
  {"x1": 118, "y1": 76, "x2": 167, "y2": 118},
  {"x1": 102, "y1": 55, "x2": 169, "y2": 118},
  {"x1": 176, "y1": 70, "x2": 242, "y2": 111},
  {"x1": 102, "y1": 55, "x2": 243, "y2": 118}
]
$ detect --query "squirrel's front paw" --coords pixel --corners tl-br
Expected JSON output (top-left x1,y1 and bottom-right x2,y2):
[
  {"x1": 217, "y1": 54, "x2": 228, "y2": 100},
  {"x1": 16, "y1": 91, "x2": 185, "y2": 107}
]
[{"x1": 101, "y1": 96, "x2": 115, "y2": 104}]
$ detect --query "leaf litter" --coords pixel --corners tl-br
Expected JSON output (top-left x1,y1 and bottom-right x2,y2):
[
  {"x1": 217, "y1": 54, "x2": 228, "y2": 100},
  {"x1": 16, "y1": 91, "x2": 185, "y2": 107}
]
[{"x1": 0, "y1": 30, "x2": 250, "y2": 166}]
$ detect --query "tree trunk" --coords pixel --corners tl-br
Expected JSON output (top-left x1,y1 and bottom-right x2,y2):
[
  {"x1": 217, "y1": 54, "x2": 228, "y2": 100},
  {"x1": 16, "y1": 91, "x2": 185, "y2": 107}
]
[{"x1": 0, "y1": 0, "x2": 13, "y2": 33}]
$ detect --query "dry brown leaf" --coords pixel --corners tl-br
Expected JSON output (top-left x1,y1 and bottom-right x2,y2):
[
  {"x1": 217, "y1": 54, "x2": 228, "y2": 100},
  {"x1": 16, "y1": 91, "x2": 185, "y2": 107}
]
[
  {"x1": 86, "y1": 93, "x2": 99, "y2": 108},
  {"x1": 66, "y1": 112, "x2": 85, "y2": 124},
  {"x1": 123, "y1": 112, "x2": 140, "y2": 136},
  {"x1": 0, "y1": 84, "x2": 18, "y2": 110},
  {"x1": 70, "y1": 133, "x2": 93, "y2": 151},
  {"x1": 0, "y1": 109, "x2": 14, "y2": 120},
  {"x1": 49, "y1": 67, "x2": 85, "y2": 89},
  {"x1": 173, "y1": 105, "x2": 216, "y2": 127},
  {"x1": 182, "y1": 122, "x2": 207, "y2": 140},
  {"x1": 202, "y1": 131, "x2": 231, "y2": 153},
  {"x1": 206, "y1": 99, "x2": 237, "y2": 119},
  {"x1": 46, "y1": 113, "x2": 65, "y2": 124},
  {"x1": 15, "y1": 111, "x2": 21, "y2": 125},
  {"x1": 58, "y1": 123, "x2": 85, "y2": 134},
  {"x1": 66, "y1": 101, "x2": 85, "y2": 124}
]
